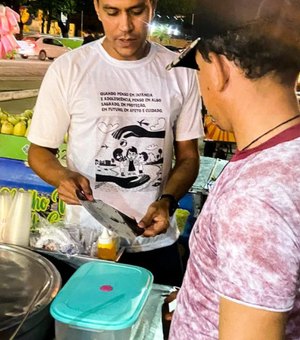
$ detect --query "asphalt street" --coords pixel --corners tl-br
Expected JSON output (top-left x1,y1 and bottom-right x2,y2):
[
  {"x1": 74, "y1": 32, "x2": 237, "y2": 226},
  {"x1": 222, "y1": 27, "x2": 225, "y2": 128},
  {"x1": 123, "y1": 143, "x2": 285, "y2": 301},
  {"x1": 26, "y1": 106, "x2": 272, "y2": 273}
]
[
  {"x1": 0, "y1": 58, "x2": 50, "y2": 113},
  {"x1": 0, "y1": 58, "x2": 50, "y2": 82}
]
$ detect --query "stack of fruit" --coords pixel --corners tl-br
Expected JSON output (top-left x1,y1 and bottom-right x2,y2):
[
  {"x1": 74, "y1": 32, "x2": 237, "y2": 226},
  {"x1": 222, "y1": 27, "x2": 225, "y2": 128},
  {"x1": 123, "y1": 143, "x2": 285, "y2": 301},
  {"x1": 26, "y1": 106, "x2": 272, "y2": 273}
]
[{"x1": 0, "y1": 109, "x2": 33, "y2": 137}]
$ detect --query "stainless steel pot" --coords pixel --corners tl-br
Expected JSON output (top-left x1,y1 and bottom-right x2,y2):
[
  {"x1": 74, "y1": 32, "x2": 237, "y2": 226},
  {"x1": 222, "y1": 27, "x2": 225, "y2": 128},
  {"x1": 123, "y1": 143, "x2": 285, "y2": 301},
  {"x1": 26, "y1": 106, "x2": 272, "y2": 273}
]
[{"x1": 0, "y1": 243, "x2": 61, "y2": 339}]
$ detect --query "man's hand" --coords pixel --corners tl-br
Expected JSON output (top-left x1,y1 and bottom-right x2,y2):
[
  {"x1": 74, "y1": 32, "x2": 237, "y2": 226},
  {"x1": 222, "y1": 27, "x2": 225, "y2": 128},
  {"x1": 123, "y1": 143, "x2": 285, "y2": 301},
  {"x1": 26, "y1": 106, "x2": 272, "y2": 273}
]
[
  {"x1": 57, "y1": 169, "x2": 93, "y2": 204},
  {"x1": 161, "y1": 288, "x2": 179, "y2": 340},
  {"x1": 28, "y1": 143, "x2": 93, "y2": 205},
  {"x1": 163, "y1": 289, "x2": 179, "y2": 321},
  {"x1": 138, "y1": 199, "x2": 170, "y2": 237},
  {"x1": 137, "y1": 139, "x2": 199, "y2": 237}
]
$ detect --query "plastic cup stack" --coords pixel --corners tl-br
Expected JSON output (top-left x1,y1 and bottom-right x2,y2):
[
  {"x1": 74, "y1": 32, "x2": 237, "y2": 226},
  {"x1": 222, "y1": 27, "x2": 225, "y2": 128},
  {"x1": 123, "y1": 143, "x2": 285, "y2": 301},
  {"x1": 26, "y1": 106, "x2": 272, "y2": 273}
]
[
  {"x1": 3, "y1": 190, "x2": 33, "y2": 247},
  {"x1": 0, "y1": 192, "x2": 13, "y2": 242}
]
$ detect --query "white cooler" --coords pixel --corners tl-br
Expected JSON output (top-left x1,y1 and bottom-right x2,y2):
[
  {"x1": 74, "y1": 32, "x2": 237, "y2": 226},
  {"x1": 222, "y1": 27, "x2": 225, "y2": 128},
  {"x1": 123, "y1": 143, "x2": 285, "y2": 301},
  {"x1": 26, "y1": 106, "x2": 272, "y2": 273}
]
[{"x1": 50, "y1": 261, "x2": 153, "y2": 340}]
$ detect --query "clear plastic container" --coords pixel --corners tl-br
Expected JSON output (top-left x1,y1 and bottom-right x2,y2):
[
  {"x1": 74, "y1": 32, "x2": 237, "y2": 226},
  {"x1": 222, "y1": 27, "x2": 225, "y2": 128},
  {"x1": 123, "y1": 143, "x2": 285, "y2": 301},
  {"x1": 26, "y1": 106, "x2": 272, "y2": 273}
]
[
  {"x1": 51, "y1": 261, "x2": 153, "y2": 340},
  {"x1": 55, "y1": 321, "x2": 131, "y2": 340}
]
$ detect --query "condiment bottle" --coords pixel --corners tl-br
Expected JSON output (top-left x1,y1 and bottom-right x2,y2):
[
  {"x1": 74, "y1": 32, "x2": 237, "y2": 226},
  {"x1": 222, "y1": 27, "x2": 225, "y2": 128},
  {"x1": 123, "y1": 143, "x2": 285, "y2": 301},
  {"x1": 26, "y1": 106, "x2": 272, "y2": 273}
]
[{"x1": 97, "y1": 228, "x2": 117, "y2": 261}]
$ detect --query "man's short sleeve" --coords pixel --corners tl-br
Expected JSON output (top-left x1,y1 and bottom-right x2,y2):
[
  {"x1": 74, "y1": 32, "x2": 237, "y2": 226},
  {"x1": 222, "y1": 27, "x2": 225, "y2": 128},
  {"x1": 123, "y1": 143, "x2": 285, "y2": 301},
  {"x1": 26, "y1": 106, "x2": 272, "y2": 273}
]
[
  {"x1": 175, "y1": 71, "x2": 204, "y2": 141},
  {"x1": 215, "y1": 192, "x2": 299, "y2": 311}
]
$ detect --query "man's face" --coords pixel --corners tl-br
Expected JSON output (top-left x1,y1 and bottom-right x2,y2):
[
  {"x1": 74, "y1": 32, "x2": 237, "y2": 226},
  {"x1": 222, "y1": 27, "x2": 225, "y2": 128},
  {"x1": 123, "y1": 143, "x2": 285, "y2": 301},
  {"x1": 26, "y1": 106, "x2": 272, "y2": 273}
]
[
  {"x1": 196, "y1": 51, "x2": 230, "y2": 132},
  {"x1": 94, "y1": 0, "x2": 155, "y2": 60}
]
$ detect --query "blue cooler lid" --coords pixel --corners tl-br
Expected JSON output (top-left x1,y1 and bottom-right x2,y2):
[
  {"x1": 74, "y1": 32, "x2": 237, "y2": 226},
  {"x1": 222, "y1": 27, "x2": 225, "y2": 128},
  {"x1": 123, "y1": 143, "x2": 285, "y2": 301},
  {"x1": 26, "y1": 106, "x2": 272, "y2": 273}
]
[{"x1": 50, "y1": 261, "x2": 153, "y2": 330}]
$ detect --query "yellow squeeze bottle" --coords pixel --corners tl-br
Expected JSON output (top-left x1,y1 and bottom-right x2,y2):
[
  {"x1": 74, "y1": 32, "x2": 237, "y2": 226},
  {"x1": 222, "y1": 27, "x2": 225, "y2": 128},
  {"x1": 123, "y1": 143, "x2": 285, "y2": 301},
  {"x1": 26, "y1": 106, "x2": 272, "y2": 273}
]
[{"x1": 97, "y1": 228, "x2": 117, "y2": 261}]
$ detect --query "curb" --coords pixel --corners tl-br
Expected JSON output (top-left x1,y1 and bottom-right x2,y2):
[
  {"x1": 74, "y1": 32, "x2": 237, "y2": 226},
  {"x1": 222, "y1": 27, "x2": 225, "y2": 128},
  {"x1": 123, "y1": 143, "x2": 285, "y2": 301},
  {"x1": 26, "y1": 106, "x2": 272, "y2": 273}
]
[{"x1": 0, "y1": 89, "x2": 39, "y2": 102}]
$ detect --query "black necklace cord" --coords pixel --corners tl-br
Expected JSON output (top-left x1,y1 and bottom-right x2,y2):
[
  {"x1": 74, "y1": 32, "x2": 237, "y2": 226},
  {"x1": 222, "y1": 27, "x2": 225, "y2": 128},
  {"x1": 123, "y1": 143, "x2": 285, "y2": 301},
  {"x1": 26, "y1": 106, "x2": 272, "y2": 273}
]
[{"x1": 242, "y1": 114, "x2": 300, "y2": 151}]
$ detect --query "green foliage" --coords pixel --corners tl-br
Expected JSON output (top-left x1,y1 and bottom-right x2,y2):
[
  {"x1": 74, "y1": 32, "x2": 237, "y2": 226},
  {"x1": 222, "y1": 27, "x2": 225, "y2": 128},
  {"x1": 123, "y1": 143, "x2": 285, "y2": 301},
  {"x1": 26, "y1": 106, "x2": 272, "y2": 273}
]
[
  {"x1": 25, "y1": 0, "x2": 197, "y2": 20},
  {"x1": 58, "y1": 37, "x2": 83, "y2": 49},
  {"x1": 27, "y1": 0, "x2": 78, "y2": 20},
  {"x1": 151, "y1": 25, "x2": 170, "y2": 44},
  {"x1": 156, "y1": 0, "x2": 197, "y2": 15},
  {"x1": 5, "y1": 50, "x2": 17, "y2": 59}
]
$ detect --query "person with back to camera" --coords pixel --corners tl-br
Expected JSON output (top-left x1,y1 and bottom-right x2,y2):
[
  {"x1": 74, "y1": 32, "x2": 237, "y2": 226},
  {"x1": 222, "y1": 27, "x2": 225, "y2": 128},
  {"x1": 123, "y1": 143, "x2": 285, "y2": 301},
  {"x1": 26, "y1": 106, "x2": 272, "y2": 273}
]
[
  {"x1": 165, "y1": 0, "x2": 300, "y2": 338},
  {"x1": 27, "y1": 0, "x2": 203, "y2": 286}
]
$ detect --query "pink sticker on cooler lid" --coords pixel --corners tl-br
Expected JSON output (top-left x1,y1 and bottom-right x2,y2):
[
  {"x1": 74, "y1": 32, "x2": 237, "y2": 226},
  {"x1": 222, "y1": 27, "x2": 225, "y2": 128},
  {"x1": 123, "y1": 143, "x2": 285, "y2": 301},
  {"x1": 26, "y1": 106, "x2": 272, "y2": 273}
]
[{"x1": 100, "y1": 285, "x2": 113, "y2": 292}]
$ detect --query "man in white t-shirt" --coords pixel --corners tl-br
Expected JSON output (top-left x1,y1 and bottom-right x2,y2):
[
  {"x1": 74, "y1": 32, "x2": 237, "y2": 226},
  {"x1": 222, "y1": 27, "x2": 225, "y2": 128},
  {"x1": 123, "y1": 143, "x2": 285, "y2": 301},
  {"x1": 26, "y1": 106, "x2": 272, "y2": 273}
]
[
  {"x1": 166, "y1": 0, "x2": 300, "y2": 338},
  {"x1": 27, "y1": 0, "x2": 203, "y2": 285}
]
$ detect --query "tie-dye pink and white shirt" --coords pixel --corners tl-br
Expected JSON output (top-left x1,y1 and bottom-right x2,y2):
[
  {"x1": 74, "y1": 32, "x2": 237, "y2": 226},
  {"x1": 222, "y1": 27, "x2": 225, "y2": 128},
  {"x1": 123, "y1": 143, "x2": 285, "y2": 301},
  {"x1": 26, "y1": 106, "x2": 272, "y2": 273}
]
[{"x1": 170, "y1": 124, "x2": 300, "y2": 339}]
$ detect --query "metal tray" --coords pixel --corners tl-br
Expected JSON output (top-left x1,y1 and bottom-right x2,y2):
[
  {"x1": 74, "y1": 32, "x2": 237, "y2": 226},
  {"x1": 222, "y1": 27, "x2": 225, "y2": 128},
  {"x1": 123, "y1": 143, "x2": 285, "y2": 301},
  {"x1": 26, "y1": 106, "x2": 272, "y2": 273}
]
[{"x1": 27, "y1": 246, "x2": 125, "y2": 269}]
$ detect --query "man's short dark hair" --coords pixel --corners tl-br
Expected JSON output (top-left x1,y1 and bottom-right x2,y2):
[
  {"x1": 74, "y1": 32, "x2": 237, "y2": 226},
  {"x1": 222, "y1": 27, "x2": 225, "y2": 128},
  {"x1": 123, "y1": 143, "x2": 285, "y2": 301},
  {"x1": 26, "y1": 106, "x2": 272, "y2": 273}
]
[
  {"x1": 194, "y1": 0, "x2": 300, "y2": 83},
  {"x1": 198, "y1": 24, "x2": 300, "y2": 83}
]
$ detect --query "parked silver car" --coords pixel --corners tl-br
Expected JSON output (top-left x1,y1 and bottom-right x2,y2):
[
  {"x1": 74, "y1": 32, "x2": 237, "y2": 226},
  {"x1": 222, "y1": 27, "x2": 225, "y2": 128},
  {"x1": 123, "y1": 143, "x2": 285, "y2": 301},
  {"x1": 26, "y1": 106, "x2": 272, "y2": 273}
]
[{"x1": 17, "y1": 35, "x2": 71, "y2": 61}]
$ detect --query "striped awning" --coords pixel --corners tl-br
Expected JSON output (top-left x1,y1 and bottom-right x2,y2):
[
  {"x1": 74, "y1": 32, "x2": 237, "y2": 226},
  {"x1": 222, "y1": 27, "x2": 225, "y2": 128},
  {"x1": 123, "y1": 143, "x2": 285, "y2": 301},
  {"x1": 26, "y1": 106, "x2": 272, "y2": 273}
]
[{"x1": 204, "y1": 115, "x2": 236, "y2": 143}]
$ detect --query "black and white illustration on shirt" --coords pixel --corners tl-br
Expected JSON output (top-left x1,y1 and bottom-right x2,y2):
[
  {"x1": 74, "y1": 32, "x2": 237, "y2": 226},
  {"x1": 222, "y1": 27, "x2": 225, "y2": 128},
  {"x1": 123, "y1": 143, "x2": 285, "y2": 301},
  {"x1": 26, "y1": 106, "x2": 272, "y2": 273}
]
[{"x1": 95, "y1": 117, "x2": 166, "y2": 191}]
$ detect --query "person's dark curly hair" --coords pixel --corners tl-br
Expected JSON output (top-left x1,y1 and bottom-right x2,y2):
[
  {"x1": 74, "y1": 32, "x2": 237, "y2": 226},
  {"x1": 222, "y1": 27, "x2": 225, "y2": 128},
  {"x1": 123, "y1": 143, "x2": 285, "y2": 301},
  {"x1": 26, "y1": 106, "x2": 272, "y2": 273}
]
[{"x1": 198, "y1": 18, "x2": 300, "y2": 85}]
